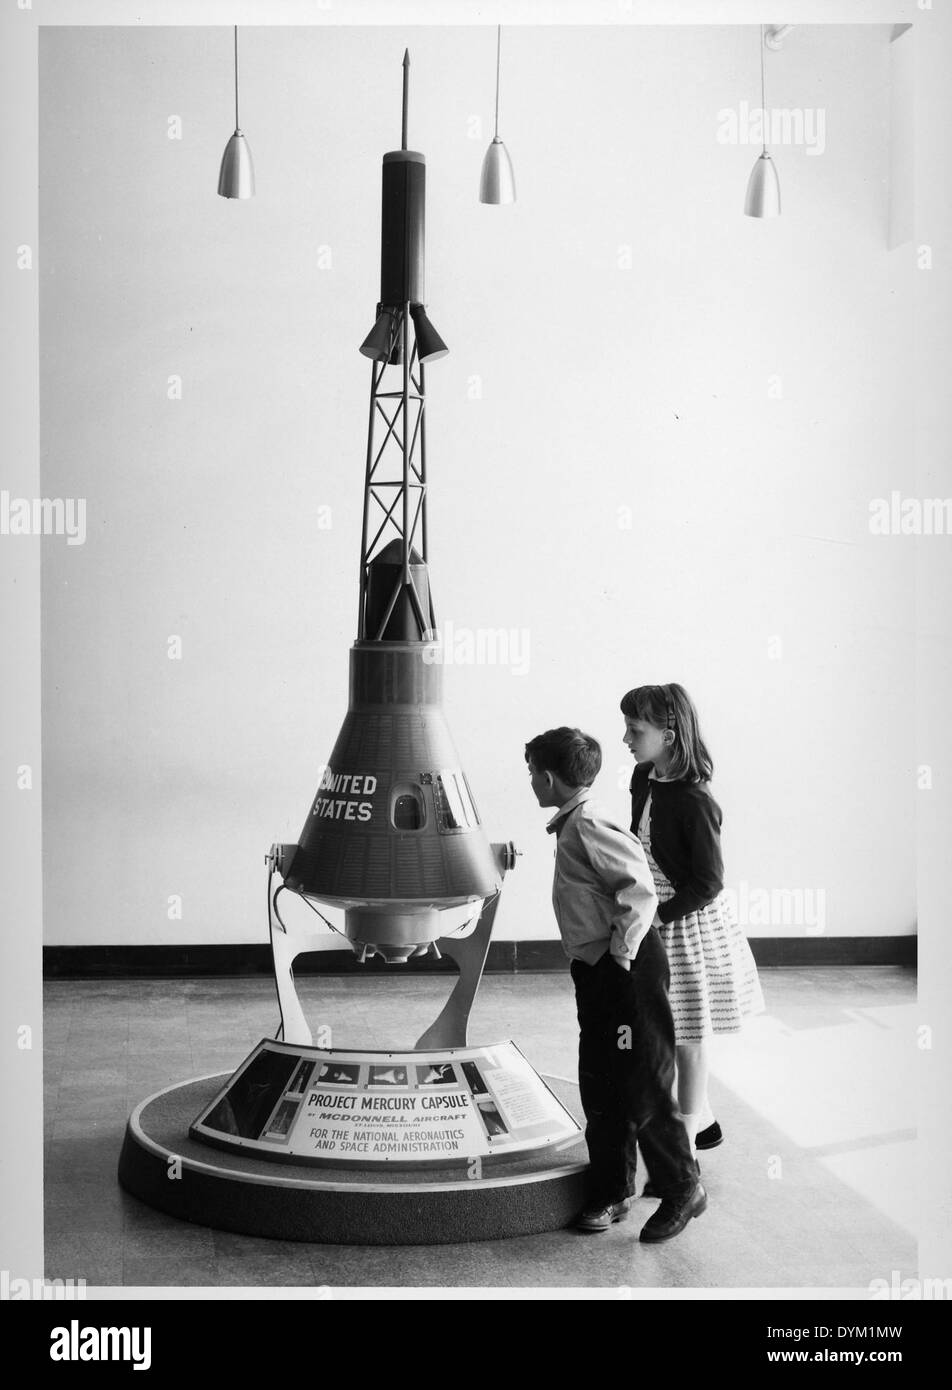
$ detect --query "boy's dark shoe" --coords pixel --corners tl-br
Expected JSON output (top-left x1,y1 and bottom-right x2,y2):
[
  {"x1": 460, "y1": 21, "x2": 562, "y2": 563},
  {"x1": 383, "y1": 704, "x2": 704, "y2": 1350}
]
[
  {"x1": 696, "y1": 1121, "x2": 723, "y2": 1150},
  {"x1": 573, "y1": 1198, "x2": 632, "y2": 1233},
  {"x1": 642, "y1": 1158, "x2": 700, "y2": 1200},
  {"x1": 639, "y1": 1182, "x2": 707, "y2": 1242}
]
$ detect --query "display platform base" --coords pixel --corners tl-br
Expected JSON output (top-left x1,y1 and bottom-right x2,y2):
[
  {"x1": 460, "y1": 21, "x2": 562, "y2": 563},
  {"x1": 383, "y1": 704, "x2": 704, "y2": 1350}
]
[{"x1": 118, "y1": 1074, "x2": 589, "y2": 1245}]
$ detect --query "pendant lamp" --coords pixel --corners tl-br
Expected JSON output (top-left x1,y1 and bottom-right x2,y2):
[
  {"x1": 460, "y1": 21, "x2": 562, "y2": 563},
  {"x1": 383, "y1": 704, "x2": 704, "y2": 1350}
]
[
  {"x1": 479, "y1": 26, "x2": 516, "y2": 204},
  {"x1": 744, "y1": 24, "x2": 780, "y2": 218},
  {"x1": 218, "y1": 26, "x2": 255, "y2": 200}
]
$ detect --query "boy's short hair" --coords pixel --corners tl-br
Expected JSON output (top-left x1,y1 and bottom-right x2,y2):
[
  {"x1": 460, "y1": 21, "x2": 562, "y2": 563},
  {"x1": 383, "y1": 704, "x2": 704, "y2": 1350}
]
[{"x1": 525, "y1": 727, "x2": 602, "y2": 787}]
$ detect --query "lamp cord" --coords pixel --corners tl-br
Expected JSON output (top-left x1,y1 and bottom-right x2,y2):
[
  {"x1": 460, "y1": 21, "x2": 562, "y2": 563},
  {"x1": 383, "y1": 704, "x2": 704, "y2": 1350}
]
[
  {"x1": 759, "y1": 23, "x2": 767, "y2": 154},
  {"x1": 234, "y1": 25, "x2": 240, "y2": 131},
  {"x1": 494, "y1": 25, "x2": 501, "y2": 139}
]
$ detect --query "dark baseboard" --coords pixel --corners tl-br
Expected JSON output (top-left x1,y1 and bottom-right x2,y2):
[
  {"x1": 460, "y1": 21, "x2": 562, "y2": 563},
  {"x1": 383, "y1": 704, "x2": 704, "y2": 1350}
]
[
  {"x1": 750, "y1": 936, "x2": 915, "y2": 967},
  {"x1": 43, "y1": 935, "x2": 916, "y2": 978}
]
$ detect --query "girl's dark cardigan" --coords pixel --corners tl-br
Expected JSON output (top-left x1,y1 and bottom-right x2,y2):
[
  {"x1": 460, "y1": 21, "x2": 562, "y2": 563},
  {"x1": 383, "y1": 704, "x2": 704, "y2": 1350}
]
[{"x1": 629, "y1": 761, "x2": 725, "y2": 925}]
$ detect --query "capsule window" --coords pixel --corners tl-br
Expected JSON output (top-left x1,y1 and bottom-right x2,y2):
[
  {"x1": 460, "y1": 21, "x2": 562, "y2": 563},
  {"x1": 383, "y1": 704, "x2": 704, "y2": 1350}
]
[
  {"x1": 391, "y1": 785, "x2": 425, "y2": 831},
  {"x1": 457, "y1": 772, "x2": 480, "y2": 826},
  {"x1": 436, "y1": 771, "x2": 472, "y2": 830}
]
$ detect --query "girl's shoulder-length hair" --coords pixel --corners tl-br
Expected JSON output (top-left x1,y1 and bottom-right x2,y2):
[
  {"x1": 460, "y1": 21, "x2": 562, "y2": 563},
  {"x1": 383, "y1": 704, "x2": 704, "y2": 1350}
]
[{"x1": 620, "y1": 682, "x2": 714, "y2": 784}]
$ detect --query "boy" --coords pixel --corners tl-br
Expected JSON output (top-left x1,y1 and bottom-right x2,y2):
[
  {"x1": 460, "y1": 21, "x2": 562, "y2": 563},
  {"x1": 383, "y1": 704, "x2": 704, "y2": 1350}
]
[{"x1": 525, "y1": 726, "x2": 706, "y2": 1241}]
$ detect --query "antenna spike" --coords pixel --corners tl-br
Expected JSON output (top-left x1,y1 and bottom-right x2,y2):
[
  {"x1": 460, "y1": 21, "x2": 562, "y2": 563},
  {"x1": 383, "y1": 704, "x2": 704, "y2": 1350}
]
[{"x1": 401, "y1": 49, "x2": 410, "y2": 149}]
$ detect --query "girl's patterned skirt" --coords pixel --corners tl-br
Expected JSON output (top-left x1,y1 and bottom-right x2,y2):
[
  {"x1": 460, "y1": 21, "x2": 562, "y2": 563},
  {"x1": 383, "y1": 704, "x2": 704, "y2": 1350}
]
[{"x1": 639, "y1": 804, "x2": 765, "y2": 1044}]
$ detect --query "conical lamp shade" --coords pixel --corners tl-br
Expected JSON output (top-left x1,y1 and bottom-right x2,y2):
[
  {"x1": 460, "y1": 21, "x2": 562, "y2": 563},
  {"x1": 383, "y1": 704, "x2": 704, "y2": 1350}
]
[
  {"x1": 744, "y1": 151, "x2": 780, "y2": 218},
  {"x1": 479, "y1": 137, "x2": 516, "y2": 205},
  {"x1": 218, "y1": 131, "x2": 255, "y2": 199}
]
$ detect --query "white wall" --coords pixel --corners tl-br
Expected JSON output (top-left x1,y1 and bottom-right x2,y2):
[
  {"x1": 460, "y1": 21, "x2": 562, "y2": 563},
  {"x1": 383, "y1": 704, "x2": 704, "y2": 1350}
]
[{"x1": 39, "y1": 23, "x2": 915, "y2": 946}]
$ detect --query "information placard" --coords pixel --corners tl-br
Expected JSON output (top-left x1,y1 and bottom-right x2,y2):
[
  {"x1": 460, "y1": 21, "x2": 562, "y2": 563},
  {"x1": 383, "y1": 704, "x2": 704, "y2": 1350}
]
[{"x1": 190, "y1": 1040, "x2": 581, "y2": 1168}]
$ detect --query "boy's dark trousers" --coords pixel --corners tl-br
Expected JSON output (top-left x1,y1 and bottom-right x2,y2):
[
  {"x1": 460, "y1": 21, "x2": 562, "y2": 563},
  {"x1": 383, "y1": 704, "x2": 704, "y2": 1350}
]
[{"x1": 570, "y1": 928, "x2": 696, "y2": 1207}]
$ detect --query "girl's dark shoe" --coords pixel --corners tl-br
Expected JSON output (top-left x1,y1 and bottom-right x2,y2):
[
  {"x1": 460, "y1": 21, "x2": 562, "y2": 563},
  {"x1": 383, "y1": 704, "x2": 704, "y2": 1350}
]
[
  {"x1": 696, "y1": 1121, "x2": 723, "y2": 1150},
  {"x1": 639, "y1": 1183, "x2": 708, "y2": 1243}
]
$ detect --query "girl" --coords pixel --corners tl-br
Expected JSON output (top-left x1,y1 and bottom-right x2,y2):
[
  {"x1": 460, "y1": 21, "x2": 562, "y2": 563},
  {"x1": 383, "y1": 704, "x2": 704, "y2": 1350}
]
[{"x1": 620, "y1": 682, "x2": 764, "y2": 1160}]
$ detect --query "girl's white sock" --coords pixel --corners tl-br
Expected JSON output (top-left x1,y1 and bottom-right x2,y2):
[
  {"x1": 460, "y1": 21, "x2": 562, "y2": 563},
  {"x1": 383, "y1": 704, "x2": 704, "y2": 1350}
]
[
  {"x1": 698, "y1": 1100, "x2": 716, "y2": 1130},
  {"x1": 676, "y1": 1110, "x2": 702, "y2": 1152}
]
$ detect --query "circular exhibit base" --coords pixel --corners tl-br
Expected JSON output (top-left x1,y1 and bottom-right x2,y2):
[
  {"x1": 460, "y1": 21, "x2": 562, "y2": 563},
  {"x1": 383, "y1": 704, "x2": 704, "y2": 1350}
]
[{"x1": 119, "y1": 1075, "x2": 589, "y2": 1245}]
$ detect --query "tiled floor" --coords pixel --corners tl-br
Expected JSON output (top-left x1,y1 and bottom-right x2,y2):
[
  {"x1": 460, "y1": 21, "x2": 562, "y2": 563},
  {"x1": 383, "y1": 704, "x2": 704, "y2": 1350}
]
[{"x1": 43, "y1": 967, "x2": 916, "y2": 1290}]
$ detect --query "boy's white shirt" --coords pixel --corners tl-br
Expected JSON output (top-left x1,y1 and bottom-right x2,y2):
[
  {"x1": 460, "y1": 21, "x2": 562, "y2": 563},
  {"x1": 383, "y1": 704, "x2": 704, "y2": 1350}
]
[
  {"x1": 546, "y1": 787, "x2": 660, "y2": 963},
  {"x1": 545, "y1": 785, "x2": 591, "y2": 827}
]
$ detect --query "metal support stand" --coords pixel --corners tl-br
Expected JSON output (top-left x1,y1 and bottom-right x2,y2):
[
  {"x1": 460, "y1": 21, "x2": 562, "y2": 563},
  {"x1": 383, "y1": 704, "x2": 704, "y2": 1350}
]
[
  {"x1": 414, "y1": 890, "x2": 501, "y2": 1051},
  {"x1": 266, "y1": 840, "x2": 517, "y2": 1051}
]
